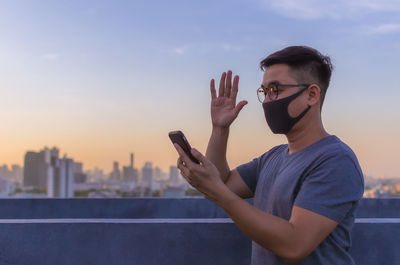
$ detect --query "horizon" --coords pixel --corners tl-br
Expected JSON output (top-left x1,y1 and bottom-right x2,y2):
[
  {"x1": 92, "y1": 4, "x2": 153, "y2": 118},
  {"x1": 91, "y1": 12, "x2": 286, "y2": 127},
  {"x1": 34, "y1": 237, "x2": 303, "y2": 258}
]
[{"x1": 1, "y1": 0, "x2": 400, "y2": 178}]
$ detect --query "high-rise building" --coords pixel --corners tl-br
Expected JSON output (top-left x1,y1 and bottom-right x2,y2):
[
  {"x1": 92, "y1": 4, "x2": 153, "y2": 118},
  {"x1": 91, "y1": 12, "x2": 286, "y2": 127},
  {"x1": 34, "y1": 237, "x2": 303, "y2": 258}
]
[
  {"x1": 0, "y1": 178, "x2": 15, "y2": 197},
  {"x1": 11, "y1": 165, "x2": 23, "y2": 183},
  {"x1": 141, "y1": 162, "x2": 153, "y2": 187},
  {"x1": 23, "y1": 148, "x2": 51, "y2": 188},
  {"x1": 169, "y1": 166, "x2": 179, "y2": 185},
  {"x1": 47, "y1": 156, "x2": 75, "y2": 198},
  {"x1": 23, "y1": 147, "x2": 75, "y2": 197},
  {"x1": 154, "y1": 167, "x2": 162, "y2": 181},
  {"x1": 123, "y1": 166, "x2": 139, "y2": 182},
  {"x1": 0, "y1": 165, "x2": 10, "y2": 179},
  {"x1": 74, "y1": 162, "x2": 87, "y2": 183},
  {"x1": 74, "y1": 162, "x2": 83, "y2": 174},
  {"x1": 110, "y1": 162, "x2": 121, "y2": 180},
  {"x1": 122, "y1": 153, "x2": 138, "y2": 182}
]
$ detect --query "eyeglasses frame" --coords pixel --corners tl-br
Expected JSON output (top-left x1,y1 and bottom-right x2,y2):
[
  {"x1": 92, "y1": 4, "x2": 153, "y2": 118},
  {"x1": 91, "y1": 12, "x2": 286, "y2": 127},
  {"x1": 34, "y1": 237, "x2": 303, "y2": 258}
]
[{"x1": 257, "y1": 83, "x2": 310, "y2": 103}]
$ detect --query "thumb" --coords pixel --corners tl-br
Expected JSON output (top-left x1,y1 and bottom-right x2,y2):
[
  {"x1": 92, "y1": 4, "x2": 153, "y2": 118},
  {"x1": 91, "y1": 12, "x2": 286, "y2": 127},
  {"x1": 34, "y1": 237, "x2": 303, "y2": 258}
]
[{"x1": 234, "y1": 100, "x2": 248, "y2": 116}]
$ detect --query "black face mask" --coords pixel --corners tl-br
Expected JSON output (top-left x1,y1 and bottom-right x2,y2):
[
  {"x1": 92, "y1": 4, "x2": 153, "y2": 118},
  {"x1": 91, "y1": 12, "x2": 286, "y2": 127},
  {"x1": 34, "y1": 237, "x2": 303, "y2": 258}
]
[{"x1": 262, "y1": 87, "x2": 310, "y2": 134}]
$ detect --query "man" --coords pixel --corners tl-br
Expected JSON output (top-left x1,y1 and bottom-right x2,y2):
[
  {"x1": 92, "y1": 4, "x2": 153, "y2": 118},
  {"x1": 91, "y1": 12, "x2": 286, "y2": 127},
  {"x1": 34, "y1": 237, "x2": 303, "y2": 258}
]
[{"x1": 174, "y1": 46, "x2": 364, "y2": 265}]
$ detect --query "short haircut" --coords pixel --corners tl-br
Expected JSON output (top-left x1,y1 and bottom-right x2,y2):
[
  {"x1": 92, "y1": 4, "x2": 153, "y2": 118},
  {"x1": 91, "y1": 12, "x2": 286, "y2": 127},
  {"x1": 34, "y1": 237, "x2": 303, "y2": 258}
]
[{"x1": 260, "y1": 46, "x2": 333, "y2": 109}]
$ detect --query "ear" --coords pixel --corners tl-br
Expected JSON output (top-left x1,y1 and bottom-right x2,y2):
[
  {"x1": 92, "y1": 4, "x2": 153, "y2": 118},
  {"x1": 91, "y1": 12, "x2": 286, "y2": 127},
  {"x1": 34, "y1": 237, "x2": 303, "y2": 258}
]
[{"x1": 306, "y1": 84, "x2": 321, "y2": 107}]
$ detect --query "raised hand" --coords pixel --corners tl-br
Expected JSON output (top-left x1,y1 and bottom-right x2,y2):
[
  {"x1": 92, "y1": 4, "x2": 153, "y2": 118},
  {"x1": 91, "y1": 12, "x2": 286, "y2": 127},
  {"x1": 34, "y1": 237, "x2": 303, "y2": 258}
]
[{"x1": 210, "y1": 70, "x2": 248, "y2": 128}]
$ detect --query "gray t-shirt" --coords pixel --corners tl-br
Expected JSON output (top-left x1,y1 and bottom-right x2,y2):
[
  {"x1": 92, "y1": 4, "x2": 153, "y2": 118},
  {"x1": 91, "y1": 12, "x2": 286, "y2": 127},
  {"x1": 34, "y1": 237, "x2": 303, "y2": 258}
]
[{"x1": 237, "y1": 135, "x2": 364, "y2": 265}]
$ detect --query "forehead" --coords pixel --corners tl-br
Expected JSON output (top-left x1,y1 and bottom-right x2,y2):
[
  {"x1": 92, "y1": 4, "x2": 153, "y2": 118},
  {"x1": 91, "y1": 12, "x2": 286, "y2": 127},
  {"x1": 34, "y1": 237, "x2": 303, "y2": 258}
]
[{"x1": 262, "y1": 64, "x2": 297, "y2": 85}]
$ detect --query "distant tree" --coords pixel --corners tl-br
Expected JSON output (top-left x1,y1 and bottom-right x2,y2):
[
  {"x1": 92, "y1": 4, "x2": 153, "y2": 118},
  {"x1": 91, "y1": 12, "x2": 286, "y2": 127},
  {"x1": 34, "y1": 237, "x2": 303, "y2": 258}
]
[{"x1": 185, "y1": 188, "x2": 203, "y2": 197}]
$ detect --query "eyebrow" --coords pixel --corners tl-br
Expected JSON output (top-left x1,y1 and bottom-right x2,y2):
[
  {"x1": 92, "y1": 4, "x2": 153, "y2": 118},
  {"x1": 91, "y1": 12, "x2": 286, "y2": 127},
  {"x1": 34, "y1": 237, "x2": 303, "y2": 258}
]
[{"x1": 262, "y1": 80, "x2": 280, "y2": 88}]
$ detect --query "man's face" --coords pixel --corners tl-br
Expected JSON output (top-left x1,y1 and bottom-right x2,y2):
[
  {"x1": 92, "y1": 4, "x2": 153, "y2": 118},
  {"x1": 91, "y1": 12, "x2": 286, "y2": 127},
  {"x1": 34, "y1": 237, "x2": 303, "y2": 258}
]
[
  {"x1": 262, "y1": 63, "x2": 308, "y2": 118},
  {"x1": 262, "y1": 64, "x2": 301, "y2": 103}
]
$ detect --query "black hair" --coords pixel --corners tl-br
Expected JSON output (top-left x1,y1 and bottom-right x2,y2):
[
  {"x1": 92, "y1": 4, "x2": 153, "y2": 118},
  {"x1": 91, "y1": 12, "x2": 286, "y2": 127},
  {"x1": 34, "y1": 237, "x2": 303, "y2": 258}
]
[{"x1": 260, "y1": 46, "x2": 333, "y2": 109}]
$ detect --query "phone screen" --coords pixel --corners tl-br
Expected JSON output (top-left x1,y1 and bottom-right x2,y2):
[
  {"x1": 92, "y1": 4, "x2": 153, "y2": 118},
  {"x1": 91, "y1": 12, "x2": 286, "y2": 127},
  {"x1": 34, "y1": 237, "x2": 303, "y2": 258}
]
[{"x1": 168, "y1": 130, "x2": 200, "y2": 164}]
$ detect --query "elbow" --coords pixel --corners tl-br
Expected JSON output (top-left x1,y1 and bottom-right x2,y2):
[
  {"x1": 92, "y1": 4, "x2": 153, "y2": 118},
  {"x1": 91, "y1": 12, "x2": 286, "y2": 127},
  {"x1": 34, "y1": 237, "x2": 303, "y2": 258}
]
[{"x1": 280, "y1": 247, "x2": 310, "y2": 265}]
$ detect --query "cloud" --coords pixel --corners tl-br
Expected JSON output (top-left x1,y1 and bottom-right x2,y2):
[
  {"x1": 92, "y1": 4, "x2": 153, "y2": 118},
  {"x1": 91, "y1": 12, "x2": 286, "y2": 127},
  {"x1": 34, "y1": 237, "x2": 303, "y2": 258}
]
[
  {"x1": 221, "y1": 44, "x2": 242, "y2": 52},
  {"x1": 367, "y1": 24, "x2": 400, "y2": 35},
  {"x1": 170, "y1": 43, "x2": 242, "y2": 55},
  {"x1": 172, "y1": 46, "x2": 189, "y2": 55},
  {"x1": 43, "y1": 53, "x2": 60, "y2": 61},
  {"x1": 258, "y1": 0, "x2": 400, "y2": 20}
]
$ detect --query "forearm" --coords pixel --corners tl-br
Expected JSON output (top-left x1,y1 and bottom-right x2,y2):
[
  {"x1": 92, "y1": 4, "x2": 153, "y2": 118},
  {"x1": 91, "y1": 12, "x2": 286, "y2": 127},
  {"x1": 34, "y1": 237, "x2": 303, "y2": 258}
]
[
  {"x1": 217, "y1": 190, "x2": 302, "y2": 263},
  {"x1": 205, "y1": 126, "x2": 231, "y2": 182}
]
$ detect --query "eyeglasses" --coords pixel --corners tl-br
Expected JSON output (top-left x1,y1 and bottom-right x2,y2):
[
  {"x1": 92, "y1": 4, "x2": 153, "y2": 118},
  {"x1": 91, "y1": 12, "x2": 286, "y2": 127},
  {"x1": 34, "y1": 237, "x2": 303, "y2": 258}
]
[{"x1": 257, "y1": 82, "x2": 310, "y2": 103}]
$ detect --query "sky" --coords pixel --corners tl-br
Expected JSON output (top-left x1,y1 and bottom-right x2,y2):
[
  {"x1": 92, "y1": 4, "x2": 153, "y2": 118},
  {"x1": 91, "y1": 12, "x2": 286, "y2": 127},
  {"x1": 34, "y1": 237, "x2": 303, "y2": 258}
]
[{"x1": 0, "y1": 0, "x2": 399, "y2": 178}]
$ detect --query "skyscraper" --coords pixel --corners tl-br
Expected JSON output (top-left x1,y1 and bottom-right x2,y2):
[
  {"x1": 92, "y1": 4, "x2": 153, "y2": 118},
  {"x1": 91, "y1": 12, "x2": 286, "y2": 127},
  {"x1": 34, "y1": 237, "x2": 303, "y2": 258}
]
[
  {"x1": 123, "y1": 153, "x2": 138, "y2": 182},
  {"x1": 23, "y1": 147, "x2": 75, "y2": 197},
  {"x1": 0, "y1": 165, "x2": 10, "y2": 179},
  {"x1": 11, "y1": 165, "x2": 23, "y2": 183},
  {"x1": 141, "y1": 162, "x2": 153, "y2": 188},
  {"x1": 23, "y1": 148, "x2": 51, "y2": 188},
  {"x1": 47, "y1": 153, "x2": 75, "y2": 198},
  {"x1": 169, "y1": 166, "x2": 179, "y2": 185},
  {"x1": 74, "y1": 162, "x2": 87, "y2": 183},
  {"x1": 110, "y1": 162, "x2": 121, "y2": 180}
]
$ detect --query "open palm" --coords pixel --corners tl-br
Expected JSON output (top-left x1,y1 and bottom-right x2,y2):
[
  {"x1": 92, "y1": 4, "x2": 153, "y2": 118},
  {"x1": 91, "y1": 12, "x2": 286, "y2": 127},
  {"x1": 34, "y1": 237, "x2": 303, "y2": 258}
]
[{"x1": 210, "y1": 71, "x2": 248, "y2": 128}]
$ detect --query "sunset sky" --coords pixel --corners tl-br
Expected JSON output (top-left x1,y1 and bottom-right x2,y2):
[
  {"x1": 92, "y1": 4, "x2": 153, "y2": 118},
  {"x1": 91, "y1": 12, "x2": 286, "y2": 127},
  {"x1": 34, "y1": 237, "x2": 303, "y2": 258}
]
[{"x1": 1, "y1": 0, "x2": 399, "y2": 178}]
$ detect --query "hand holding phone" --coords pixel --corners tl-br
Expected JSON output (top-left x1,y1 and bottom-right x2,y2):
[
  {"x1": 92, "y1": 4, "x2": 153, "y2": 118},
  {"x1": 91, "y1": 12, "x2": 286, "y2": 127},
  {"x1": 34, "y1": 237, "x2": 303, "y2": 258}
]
[{"x1": 168, "y1": 130, "x2": 200, "y2": 164}]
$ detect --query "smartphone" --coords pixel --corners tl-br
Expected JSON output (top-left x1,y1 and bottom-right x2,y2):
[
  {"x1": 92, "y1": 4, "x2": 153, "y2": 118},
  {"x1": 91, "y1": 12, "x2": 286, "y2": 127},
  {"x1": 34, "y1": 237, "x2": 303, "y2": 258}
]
[{"x1": 168, "y1": 130, "x2": 200, "y2": 164}]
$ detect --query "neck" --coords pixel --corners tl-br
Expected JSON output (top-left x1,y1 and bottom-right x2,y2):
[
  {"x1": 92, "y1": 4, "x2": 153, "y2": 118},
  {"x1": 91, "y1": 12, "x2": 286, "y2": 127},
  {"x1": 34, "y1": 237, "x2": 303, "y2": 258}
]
[{"x1": 286, "y1": 116, "x2": 329, "y2": 154}]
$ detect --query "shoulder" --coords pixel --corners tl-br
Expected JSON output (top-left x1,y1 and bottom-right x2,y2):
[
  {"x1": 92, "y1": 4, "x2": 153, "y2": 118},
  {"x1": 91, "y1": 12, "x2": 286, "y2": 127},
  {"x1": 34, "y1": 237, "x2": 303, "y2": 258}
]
[
  {"x1": 307, "y1": 135, "x2": 365, "y2": 188},
  {"x1": 259, "y1": 144, "x2": 287, "y2": 162},
  {"x1": 317, "y1": 136, "x2": 361, "y2": 170}
]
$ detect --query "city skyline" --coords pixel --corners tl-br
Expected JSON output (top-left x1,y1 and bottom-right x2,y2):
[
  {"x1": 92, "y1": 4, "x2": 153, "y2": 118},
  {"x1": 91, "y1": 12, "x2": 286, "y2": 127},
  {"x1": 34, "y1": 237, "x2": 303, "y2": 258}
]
[
  {"x1": 1, "y1": 1, "x2": 400, "y2": 178},
  {"x1": 1, "y1": 144, "x2": 398, "y2": 179},
  {"x1": 1, "y1": 147, "x2": 179, "y2": 176}
]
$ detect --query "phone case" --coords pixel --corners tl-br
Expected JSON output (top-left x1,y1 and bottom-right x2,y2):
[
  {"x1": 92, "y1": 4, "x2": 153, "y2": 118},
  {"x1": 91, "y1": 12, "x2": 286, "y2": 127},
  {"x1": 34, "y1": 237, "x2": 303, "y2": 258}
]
[{"x1": 168, "y1": 130, "x2": 200, "y2": 164}]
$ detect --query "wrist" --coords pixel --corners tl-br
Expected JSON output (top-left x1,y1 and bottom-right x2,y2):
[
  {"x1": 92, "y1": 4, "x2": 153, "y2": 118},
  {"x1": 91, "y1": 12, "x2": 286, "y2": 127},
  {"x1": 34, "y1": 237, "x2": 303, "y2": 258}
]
[
  {"x1": 212, "y1": 126, "x2": 230, "y2": 135},
  {"x1": 215, "y1": 185, "x2": 239, "y2": 210}
]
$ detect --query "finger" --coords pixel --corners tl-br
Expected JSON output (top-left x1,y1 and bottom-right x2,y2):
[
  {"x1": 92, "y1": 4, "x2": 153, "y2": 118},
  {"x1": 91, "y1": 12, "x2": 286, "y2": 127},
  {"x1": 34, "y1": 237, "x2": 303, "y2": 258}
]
[
  {"x1": 190, "y1": 148, "x2": 209, "y2": 167},
  {"x1": 177, "y1": 157, "x2": 184, "y2": 167},
  {"x1": 218, "y1": 72, "x2": 226, "y2": 97},
  {"x1": 177, "y1": 158, "x2": 190, "y2": 178},
  {"x1": 230, "y1": 75, "x2": 239, "y2": 102},
  {"x1": 210, "y1": 79, "x2": 217, "y2": 100},
  {"x1": 233, "y1": 100, "x2": 248, "y2": 116},
  {"x1": 174, "y1": 144, "x2": 194, "y2": 167},
  {"x1": 225, "y1": 70, "x2": 232, "y2": 98}
]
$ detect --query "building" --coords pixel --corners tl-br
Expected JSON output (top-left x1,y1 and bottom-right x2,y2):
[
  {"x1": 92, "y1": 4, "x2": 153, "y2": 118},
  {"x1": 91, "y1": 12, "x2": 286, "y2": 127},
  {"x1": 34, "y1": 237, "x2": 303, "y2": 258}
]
[
  {"x1": 74, "y1": 162, "x2": 87, "y2": 184},
  {"x1": 23, "y1": 147, "x2": 75, "y2": 198},
  {"x1": 85, "y1": 168, "x2": 107, "y2": 182},
  {"x1": 110, "y1": 162, "x2": 121, "y2": 180},
  {"x1": 0, "y1": 165, "x2": 10, "y2": 179},
  {"x1": 11, "y1": 165, "x2": 23, "y2": 183},
  {"x1": 169, "y1": 166, "x2": 179, "y2": 185},
  {"x1": 122, "y1": 153, "x2": 138, "y2": 182},
  {"x1": 48, "y1": 157, "x2": 75, "y2": 198},
  {"x1": 23, "y1": 148, "x2": 51, "y2": 188},
  {"x1": 141, "y1": 162, "x2": 153, "y2": 188},
  {"x1": 0, "y1": 178, "x2": 15, "y2": 197}
]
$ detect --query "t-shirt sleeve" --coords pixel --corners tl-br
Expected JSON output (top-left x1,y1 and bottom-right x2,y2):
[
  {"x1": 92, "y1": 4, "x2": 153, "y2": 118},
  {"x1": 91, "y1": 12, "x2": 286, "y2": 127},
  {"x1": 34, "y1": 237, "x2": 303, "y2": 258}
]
[
  {"x1": 236, "y1": 157, "x2": 261, "y2": 194},
  {"x1": 294, "y1": 154, "x2": 364, "y2": 223}
]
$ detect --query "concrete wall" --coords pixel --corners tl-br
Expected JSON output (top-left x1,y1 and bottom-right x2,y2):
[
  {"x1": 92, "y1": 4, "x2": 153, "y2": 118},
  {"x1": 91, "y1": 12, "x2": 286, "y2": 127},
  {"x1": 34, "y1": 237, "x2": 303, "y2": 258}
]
[
  {"x1": 0, "y1": 198, "x2": 398, "y2": 265},
  {"x1": 1, "y1": 198, "x2": 399, "y2": 219}
]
